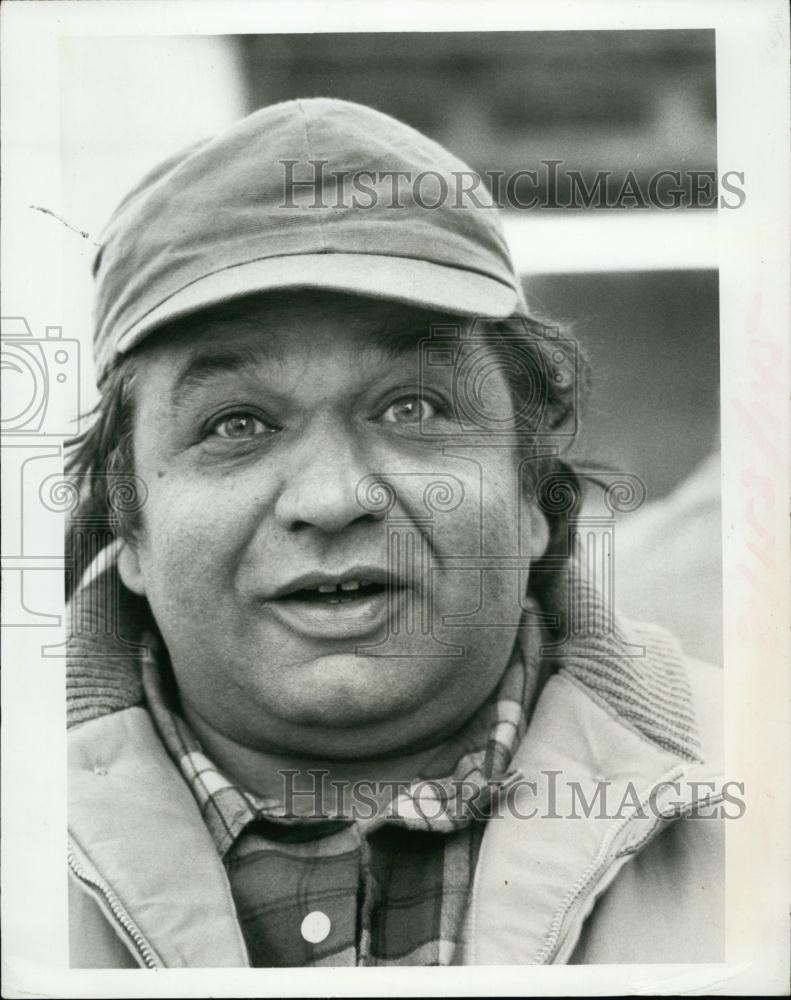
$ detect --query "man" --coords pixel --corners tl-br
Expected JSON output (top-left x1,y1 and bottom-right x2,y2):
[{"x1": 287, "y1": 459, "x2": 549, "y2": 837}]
[{"x1": 66, "y1": 98, "x2": 724, "y2": 968}]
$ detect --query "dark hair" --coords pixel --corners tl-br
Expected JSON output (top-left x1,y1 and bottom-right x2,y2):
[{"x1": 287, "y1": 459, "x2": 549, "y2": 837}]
[
  {"x1": 65, "y1": 297, "x2": 588, "y2": 593},
  {"x1": 66, "y1": 353, "x2": 141, "y2": 539}
]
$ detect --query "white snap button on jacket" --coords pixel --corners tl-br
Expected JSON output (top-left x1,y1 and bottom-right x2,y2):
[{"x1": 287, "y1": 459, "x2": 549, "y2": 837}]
[{"x1": 300, "y1": 910, "x2": 331, "y2": 944}]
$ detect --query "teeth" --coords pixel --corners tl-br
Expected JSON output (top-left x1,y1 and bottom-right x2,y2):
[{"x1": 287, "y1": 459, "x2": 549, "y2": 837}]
[
  {"x1": 313, "y1": 579, "x2": 366, "y2": 592},
  {"x1": 307, "y1": 578, "x2": 373, "y2": 595}
]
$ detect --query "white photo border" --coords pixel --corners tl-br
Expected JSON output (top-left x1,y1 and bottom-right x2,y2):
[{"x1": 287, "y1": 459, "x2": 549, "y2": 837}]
[{"x1": 1, "y1": 1, "x2": 789, "y2": 996}]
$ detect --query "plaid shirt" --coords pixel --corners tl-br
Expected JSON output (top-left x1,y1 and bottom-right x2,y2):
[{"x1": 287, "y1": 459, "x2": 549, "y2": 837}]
[{"x1": 142, "y1": 610, "x2": 546, "y2": 967}]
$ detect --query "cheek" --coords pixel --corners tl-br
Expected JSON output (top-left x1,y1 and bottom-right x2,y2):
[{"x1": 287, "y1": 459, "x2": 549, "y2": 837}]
[
  {"x1": 425, "y1": 460, "x2": 524, "y2": 608},
  {"x1": 435, "y1": 458, "x2": 522, "y2": 548},
  {"x1": 135, "y1": 478, "x2": 256, "y2": 597}
]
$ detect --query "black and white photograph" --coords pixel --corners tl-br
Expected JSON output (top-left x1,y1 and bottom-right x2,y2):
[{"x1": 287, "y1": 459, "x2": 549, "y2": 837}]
[{"x1": 1, "y1": 2, "x2": 789, "y2": 996}]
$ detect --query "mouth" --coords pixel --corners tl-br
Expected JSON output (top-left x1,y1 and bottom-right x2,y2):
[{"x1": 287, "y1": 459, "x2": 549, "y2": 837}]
[{"x1": 264, "y1": 570, "x2": 408, "y2": 640}]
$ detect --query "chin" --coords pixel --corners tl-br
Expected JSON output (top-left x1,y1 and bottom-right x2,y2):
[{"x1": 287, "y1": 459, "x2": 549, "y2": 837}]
[{"x1": 275, "y1": 651, "x2": 435, "y2": 731}]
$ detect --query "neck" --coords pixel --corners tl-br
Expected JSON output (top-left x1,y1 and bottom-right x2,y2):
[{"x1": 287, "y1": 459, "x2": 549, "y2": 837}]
[{"x1": 182, "y1": 701, "x2": 464, "y2": 817}]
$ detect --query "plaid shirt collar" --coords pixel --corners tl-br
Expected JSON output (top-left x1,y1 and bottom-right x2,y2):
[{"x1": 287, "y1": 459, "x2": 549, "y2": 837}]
[{"x1": 142, "y1": 601, "x2": 548, "y2": 857}]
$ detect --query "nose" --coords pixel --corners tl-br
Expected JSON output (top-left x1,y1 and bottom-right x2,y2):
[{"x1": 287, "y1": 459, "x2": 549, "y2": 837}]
[{"x1": 274, "y1": 418, "x2": 382, "y2": 534}]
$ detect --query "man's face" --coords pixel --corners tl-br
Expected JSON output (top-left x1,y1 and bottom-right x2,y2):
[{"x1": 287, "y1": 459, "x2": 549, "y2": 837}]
[{"x1": 119, "y1": 293, "x2": 548, "y2": 759}]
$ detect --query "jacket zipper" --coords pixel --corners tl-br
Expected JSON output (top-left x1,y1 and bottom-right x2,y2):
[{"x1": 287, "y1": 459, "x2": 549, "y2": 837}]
[
  {"x1": 535, "y1": 772, "x2": 725, "y2": 964},
  {"x1": 67, "y1": 845, "x2": 159, "y2": 969}
]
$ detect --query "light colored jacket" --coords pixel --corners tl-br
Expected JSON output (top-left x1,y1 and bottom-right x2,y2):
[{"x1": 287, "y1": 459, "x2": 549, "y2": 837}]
[{"x1": 68, "y1": 648, "x2": 724, "y2": 968}]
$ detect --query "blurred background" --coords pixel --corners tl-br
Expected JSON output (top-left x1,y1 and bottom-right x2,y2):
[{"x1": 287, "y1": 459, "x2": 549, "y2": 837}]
[
  {"x1": 238, "y1": 31, "x2": 717, "y2": 202},
  {"x1": 55, "y1": 30, "x2": 721, "y2": 661}
]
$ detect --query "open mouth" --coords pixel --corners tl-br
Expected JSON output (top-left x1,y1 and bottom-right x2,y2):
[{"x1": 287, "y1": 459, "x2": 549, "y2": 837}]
[{"x1": 264, "y1": 571, "x2": 403, "y2": 639}]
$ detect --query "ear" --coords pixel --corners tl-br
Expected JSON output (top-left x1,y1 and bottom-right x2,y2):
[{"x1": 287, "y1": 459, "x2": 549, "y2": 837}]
[
  {"x1": 527, "y1": 502, "x2": 550, "y2": 561},
  {"x1": 117, "y1": 540, "x2": 147, "y2": 596}
]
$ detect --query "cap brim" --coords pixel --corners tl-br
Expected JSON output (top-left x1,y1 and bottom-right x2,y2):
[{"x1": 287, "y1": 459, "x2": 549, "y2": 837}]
[{"x1": 115, "y1": 253, "x2": 522, "y2": 356}]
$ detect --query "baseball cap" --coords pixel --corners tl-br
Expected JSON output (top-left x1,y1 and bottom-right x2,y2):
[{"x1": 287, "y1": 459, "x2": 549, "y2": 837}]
[{"x1": 92, "y1": 98, "x2": 527, "y2": 380}]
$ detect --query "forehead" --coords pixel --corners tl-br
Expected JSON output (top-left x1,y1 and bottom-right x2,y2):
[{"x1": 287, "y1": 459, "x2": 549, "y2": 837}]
[{"x1": 137, "y1": 291, "x2": 464, "y2": 371}]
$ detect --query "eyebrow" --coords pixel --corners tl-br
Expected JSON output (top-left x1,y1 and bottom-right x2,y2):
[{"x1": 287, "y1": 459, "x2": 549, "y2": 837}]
[{"x1": 169, "y1": 347, "x2": 269, "y2": 409}]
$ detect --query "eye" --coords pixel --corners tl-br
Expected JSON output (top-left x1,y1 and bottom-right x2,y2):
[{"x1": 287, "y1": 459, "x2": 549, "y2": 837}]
[
  {"x1": 206, "y1": 411, "x2": 274, "y2": 440},
  {"x1": 380, "y1": 396, "x2": 437, "y2": 425}
]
